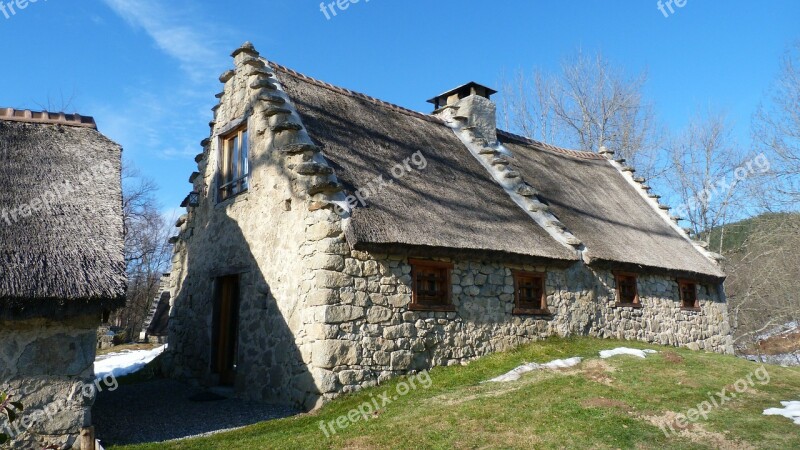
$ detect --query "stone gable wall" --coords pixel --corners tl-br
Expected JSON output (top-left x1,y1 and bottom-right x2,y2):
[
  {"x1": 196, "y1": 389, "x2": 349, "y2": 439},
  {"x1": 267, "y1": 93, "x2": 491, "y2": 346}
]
[{"x1": 165, "y1": 45, "x2": 345, "y2": 410}]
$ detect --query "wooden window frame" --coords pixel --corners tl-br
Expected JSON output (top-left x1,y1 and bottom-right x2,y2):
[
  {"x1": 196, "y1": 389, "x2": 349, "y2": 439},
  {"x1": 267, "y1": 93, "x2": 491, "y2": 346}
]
[
  {"x1": 678, "y1": 279, "x2": 700, "y2": 311},
  {"x1": 614, "y1": 271, "x2": 641, "y2": 308},
  {"x1": 409, "y1": 259, "x2": 455, "y2": 312},
  {"x1": 218, "y1": 125, "x2": 249, "y2": 202},
  {"x1": 512, "y1": 270, "x2": 550, "y2": 316}
]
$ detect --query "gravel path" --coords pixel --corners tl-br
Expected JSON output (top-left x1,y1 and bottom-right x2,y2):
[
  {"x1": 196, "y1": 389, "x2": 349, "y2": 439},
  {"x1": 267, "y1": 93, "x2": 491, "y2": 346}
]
[{"x1": 93, "y1": 379, "x2": 299, "y2": 446}]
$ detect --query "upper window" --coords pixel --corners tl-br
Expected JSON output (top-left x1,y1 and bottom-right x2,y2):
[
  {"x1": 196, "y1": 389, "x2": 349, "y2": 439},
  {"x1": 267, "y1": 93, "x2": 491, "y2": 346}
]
[
  {"x1": 614, "y1": 272, "x2": 640, "y2": 307},
  {"x1": 409, "y1": 259, "x2": 454, "y2": 311},
  {"x1": 513, "y1": 271, "x2": 549, "y2": 315},
  {"x1": 679, "y1": 280, "x2": 699, "y2": 310},
  {"x1": 219, "y1": 126, "x2": 249, "y2": 201}
]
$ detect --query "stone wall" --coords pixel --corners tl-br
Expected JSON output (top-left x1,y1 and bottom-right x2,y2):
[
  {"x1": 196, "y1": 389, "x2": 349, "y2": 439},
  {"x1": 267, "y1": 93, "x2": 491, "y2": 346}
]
[
  {"x1": 164, "y1": 44, "x2": 342, "y2": 410},
  {"x1": 0, "y1": 315, "x2": 97, "y2": 450},
  {"x1": 300, "y1": 241, "x2": 733, "y2": 401},
  {"x1": 165, "y1": 42, "x2": 733, "y2": 411}
]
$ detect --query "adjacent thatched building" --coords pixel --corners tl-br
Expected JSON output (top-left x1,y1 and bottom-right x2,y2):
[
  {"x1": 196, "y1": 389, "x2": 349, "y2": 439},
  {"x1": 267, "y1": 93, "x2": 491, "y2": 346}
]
[
  {"x1": 165, "y1": 42, "x2": 732, "y2": 410},
  {"x1": 0, "y1": 108, "x2": 126, "y2": 449}
]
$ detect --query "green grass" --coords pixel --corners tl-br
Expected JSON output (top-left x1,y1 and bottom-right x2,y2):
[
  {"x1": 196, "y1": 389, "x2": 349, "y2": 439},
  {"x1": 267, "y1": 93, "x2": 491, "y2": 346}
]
[{"x1": 111, "y1": 337, "x2": 800, "y2": 450}]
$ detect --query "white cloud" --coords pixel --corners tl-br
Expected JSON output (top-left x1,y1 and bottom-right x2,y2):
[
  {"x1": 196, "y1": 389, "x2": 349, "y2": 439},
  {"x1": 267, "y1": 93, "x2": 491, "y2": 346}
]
[
  {"x1": 97, "y1": 0, "x2": 236, "y2": 207},
  {"x1": 101, "y1": 0, "x2": 229, "y2": 82}
]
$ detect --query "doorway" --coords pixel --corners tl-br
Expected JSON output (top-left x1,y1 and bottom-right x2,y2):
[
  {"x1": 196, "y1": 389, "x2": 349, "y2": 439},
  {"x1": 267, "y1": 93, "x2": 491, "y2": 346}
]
[{"x1": 212, "y1": 275, "x2": 240, "y2": 386}]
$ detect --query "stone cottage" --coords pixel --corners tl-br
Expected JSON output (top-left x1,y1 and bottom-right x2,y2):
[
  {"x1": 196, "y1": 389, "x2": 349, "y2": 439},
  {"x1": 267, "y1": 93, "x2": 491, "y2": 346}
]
[
  {"x1": 0, "y1": 109, "x2": 126, "y2": 449},
  {"x1": 165, "y1": 42, "x2": 732, "y2": 410}
]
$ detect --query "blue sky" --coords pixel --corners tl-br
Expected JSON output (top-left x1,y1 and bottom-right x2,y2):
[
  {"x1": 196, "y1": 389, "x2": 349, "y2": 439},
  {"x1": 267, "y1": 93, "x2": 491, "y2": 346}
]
[{"x1": 1, "y1": 0, "x2": 798, "y2": 215}]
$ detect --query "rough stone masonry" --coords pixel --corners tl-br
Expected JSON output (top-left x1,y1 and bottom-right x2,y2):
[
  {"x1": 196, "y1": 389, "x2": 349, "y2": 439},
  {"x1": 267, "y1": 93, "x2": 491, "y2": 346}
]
[{"x1": 164, "y1": 42, "x2": 733, "y2": 410}]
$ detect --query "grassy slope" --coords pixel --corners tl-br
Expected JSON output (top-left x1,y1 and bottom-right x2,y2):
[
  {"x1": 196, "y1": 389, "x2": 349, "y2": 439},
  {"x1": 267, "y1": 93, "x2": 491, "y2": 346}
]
[{"x1": 112, "y1": 338, "x2": 800, "y2": 450}]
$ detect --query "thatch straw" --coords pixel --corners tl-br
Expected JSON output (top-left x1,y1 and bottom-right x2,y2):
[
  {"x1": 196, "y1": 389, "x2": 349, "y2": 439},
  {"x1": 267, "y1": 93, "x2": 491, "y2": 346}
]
[
  {"x1": 273, "y1": 64, "x2": 723, "y2": 280},
  {"x1": 0, "y1": 119, "x2": 126, "y2": 319},
  {"x1": 504, "y1": 138, "x2": 725, "y2": 280},
  {"x1": 277, "y1": 67, "x2": 579, "y2": 263}
]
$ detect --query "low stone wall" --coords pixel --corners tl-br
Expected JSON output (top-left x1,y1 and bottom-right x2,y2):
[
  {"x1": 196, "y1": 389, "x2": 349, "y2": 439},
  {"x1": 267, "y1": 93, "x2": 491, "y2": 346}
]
[
  {"x1": 0, "y1": 315, "x2": 98, "y2": 450},
  {"x1": 304, "y1": 250, "x2": 733, "y2": 401}
]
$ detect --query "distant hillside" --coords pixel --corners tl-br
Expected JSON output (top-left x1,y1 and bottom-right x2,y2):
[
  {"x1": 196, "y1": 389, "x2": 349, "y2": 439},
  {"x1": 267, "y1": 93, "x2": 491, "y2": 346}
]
[
  {"x1": 707, "y1": 212, "x2": 800, "y2": 255},
  {"x1": 711, "y1": 213, "x2": 800, "y2": 350}
]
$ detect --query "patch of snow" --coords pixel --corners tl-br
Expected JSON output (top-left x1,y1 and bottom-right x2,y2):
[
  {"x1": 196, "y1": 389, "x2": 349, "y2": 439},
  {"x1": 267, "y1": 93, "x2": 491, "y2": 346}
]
[
  {"x1": 485, "y1": 357, "x2": 582, "y2": 383},
  {"x1": 743, "y1": 353, "x2": 800, "y2": 367},
  {"x1": 495, "y1": 142, "x2": 513, "y2": 157},
  {"x1": 599, "y1": 348, "x2": 658, "y2": 359},
  {"x1": 542, "y1": 357, "x2": 583, "y2": 369},
  {"x1": 94, "y1": 345, "x2": 167, "y2": 379},
  {"x1": 763, "y1": 401, "x2": 800, "y2": 425},
  {"x1": 757, "y1": 321, "x2": 798, "y2": 341}
]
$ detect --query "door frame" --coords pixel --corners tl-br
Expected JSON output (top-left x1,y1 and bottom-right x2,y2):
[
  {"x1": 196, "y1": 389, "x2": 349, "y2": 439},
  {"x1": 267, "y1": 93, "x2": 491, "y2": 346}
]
[{"x1": 211, "y1": 274, "x2": 240, "y2": 386}]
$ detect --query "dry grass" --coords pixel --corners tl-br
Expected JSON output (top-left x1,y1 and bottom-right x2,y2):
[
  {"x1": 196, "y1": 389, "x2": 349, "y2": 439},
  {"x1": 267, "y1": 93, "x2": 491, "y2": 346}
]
[
  {"x1": 756, "y1": 332, "x2": 800, "y2": 356},
  {"x1": 97, "y1": 343, "x2": 161, "y2": 356}
]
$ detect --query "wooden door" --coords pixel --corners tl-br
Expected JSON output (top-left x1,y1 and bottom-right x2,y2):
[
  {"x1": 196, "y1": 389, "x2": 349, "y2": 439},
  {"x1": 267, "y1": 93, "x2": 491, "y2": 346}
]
[{"x1": 212, "y1": 275, "x2": 240, "y2": 386}]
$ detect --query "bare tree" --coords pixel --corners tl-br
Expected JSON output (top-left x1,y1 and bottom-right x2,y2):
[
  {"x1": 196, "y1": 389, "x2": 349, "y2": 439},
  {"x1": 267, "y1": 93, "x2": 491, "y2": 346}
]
[
  {"x1": 753, "y1": 41, "x2": 800, "y2": 206},
  {"x1": 725, "y1": 213, "x2": 800, "y2": 350},
  {"x1": 112, "y1": 161, "x2": 173, "y2": 342},
  {"x1": 499, "y1": 50, "x2": 663, "y2": 177},
  {"x1": 33, "y1": 89, "x2": 78, "y2": 114},
  {"x1": 666, "y1": 110, "x2": 753, "y2": 245}
]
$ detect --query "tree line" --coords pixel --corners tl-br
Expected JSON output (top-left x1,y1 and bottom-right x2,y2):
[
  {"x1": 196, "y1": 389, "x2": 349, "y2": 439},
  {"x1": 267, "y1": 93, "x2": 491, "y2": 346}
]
[{"x1": 499, "y1": 42, "x2": 800, "y2": 350}]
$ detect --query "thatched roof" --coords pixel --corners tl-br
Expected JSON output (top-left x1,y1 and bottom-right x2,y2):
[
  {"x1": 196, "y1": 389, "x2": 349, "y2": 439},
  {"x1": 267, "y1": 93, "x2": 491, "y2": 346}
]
[
  {"x1": 271, "y1": 64, "x2": 723, "y2": 279},
  {"x1": 502, "y1": 136, "x2": 725, "y2": 280},
  {"x1": 0, "y1": 112, "x2": 126, "y2": 319},
  {"x1": 276, "y1": 66, "x2": 578, "y2": 263}
]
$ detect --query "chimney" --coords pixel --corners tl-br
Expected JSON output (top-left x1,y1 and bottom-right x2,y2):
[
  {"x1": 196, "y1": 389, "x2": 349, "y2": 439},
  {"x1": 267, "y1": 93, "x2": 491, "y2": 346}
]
[{"x1": 428, "y1": 82, "x2": 498, "y2": 144}]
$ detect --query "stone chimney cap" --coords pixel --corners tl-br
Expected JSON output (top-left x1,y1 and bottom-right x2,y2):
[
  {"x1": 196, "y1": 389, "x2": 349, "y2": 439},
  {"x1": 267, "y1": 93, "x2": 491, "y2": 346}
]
[
  {"x1": 427, "y1": 82, "x2": 497, "y2": 109},
  {"x1": 232, "y1": 41, "x2": 259, "y2": 57}
]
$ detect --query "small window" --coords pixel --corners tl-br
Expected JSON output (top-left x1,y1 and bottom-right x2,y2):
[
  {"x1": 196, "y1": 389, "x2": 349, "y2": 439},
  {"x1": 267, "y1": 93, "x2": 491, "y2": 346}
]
[
  {"x1": 513, "y1": 271, "x2": 549, "y2": 315},
  {"x1": 679, "y1": 280, "x2": 699, "y2": 310},
  {"x1": 218, "y1": 126, "x2": 249, "y2": 201},
  {"x1": 409, "y1": 259, "x2": 454, "y2": 311},
  {"x1": 614, "y1": 272, "x2": 640, "y2": 307}
]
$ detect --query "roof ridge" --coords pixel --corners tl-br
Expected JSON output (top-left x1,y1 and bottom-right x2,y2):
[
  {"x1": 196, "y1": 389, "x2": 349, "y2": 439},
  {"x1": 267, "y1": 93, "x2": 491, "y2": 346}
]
[
  {"x1": 497, "y1": 129, "x2": 605, "y2": 160},
  {"x1": 268, "y1": 62, "x2": 445, "y2": 126},
  {"x1": 267, "y1": 62, "x2": 602, "y2": 162},
  {"x1": 0, "y1": 108, "x2": 97, "y2": 129}
]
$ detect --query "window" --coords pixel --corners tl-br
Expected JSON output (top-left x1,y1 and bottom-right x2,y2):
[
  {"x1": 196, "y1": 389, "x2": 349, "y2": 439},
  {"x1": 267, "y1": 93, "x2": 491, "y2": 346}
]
[
  {"x1": 409, "y1": 259, "x2": 454, "y2": 311},
  {"x1": 679, "y1": 280, "x2": 699, "y2": 310},
  {"x1": 218, "y1": 126, "x2": 249, "y2": 201},
  {"x1": 513, "y1": 271, "x2": 549, "y2": 315},
  {"x1": 614, "y1": 272, "x2": 640, "y2": 307}
]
